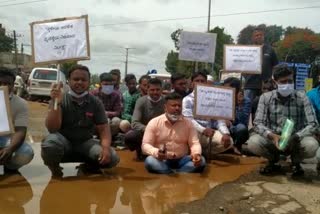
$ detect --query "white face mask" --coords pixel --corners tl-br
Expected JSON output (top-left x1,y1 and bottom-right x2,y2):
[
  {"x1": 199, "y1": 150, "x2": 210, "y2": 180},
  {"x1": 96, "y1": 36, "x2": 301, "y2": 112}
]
[
  {"x1": 147, "y1": 95, "x2": 162, "y2": 103},
  {"x1": 166, "y1": 113, "x2": 182, "y2": 122},
  {"x1": 101, "y1": 85, "x2": 114, "y2": 95},
  {"x1": 277, "y1": 83, "x2": 294, "y2": 97},
  {"x1": 68, "y1": 89, "x2": 88, "y2": 98}
]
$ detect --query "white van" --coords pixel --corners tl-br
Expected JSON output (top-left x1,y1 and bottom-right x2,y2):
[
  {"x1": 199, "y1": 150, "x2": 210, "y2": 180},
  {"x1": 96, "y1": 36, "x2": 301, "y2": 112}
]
[{"x1": 27, "y1": 67, "x2": 67, "y2": 100}]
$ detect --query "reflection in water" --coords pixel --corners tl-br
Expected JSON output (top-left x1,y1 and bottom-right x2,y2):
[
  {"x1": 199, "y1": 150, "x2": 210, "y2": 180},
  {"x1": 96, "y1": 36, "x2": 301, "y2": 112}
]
[
  {"x1": 0, "y1": 173, "x2": 33, "y2": 214},
  {"x1": 40, "y1": 177, "x2": 120, "y2": 214}
]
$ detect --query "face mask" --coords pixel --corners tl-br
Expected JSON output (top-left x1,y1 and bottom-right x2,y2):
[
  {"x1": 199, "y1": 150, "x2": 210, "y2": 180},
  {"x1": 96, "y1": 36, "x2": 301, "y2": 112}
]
[
  {"x1": 68, "y1": 88, "x2": 88, "y2": 98},
  {"x1": 166, "y1": 113, "x2": 182, "y2": 122},
  {"x1": 147, "y1": 95, "x2": 162, "y2": 103},
  {"x1": 277, "y1": 83, "x2": 294, "y2": 97},
  {"x1": 101, "y1": 85, "x2": 114, "y2": 95}
]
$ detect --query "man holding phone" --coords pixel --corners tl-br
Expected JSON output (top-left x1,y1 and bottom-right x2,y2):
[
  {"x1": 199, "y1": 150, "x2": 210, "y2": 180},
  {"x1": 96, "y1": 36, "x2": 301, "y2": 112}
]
[{"x1": 141, "y1": 92, "x2": 206, "y2": 174}]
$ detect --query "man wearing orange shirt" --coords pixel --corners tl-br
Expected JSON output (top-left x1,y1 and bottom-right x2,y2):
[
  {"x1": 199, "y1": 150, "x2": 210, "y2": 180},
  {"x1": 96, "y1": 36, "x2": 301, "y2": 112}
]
[{"x1": 141, "y1": 93, "x2": 206, "y2": 174}]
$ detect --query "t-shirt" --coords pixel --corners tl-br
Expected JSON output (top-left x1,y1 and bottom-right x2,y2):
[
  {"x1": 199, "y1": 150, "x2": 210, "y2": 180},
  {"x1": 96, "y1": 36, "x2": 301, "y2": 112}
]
[
  {"x1": 59, "y1": 93, "x2": 108, "y2": 142},
  {"x1": 10, "y1": 95, "x2": 28, "y2": 127}
]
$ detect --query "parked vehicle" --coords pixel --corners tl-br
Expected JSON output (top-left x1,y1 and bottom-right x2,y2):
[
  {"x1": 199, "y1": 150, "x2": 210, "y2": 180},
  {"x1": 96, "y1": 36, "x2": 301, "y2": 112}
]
[{"x1": 27, "y1": 67, "x2": 67, "y2": 101}]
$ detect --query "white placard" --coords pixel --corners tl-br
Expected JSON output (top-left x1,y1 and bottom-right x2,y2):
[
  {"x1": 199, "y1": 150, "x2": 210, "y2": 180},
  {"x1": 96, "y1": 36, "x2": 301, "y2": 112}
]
[
  {"x1": 0, "y1": 87, "x2": 13, "y2": 136},
  {"x1": 194, "y1": 84, "x2": 235, "y2": 120},
  {"x1": 31, "y1": 15, "x2": 90, "y2": 64},
  {"x1": 179, "y1": 31, "x2": 217, "y2": 63},
  {"x1": 224, "y1": 45, "x2": 262, "y2": 74}
]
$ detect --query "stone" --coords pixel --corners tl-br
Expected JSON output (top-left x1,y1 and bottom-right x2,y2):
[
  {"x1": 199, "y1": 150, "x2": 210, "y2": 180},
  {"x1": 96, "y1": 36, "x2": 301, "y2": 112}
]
[
  {"x1": 257, "y1": 201, "x2": 276, "y2": 208},
  {"x1": 262, "y1": 183, "x2": 289, "y2": 195},
  {"x1": 269, "y1": 202, "x2": 302, "y2": 214},
  {"x1": 245, "y1": 181, "x2": 265, "y2": 186},
  {"x1": 219, "y1": 206, "x2": 224, "y2": 211},
  {"x1": 278, "y1": 195, "x2": 290, "y2": 201},
  {"x1": 250, "y1": 208, "x2": 255, "y2": 212},
  {"x1": 242, "y1": 185, "x2": 263, "y2": 195}
]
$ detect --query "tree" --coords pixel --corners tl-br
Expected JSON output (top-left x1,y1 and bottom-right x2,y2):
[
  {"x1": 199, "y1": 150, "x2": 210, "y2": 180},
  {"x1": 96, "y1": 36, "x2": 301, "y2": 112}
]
[
  {"x1": 0, "y1": 33, "x2": 14, "y2": 52},
  {"x1": 60, "y1": 61, "x2": 77, "y2": 77},
  {"x1": 165, "y1": 26, "x2": 234, "y2": 79},
  {"x1": 237, "y1": 24, "x2": 284, "y2": 45},
  {"x1": 276, "y1": 28, "x2": 320, "y2": 63}
]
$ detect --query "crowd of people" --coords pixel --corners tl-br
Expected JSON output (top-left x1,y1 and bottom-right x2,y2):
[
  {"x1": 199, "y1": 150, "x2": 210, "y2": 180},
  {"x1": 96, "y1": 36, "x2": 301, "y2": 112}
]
[{"x1": 0, "y1": 27, "x2": 319, "y2": 179}]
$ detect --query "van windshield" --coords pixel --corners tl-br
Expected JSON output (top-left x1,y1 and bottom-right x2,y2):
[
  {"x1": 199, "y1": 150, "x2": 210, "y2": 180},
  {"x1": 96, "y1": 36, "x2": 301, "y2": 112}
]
[{"x1": 33, "y1": 70, "x2": 57, "y2": 80}]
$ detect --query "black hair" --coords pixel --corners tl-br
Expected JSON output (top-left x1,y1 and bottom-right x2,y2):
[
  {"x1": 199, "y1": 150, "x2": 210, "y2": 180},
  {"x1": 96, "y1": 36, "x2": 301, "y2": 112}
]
[
  {"x1": 253, "y1": 27, "x2": 265, "y2": 34},
  {"x1": 224, "y1": 77, "x2": 241, "y2": 92},
  {"x1": 139, "y1": 75, "x2": 150, "y2": 84},
  {"x1": 191, "y1": 71, "x2": 207, "y2": 81},
  {"x1": 0, "y1": 67, "x2": 16, "y2": 83},
  {"x1": 171, "y1": 73, "x2": 186, "y2": 84},
  {"x1": 165, "y1": 92, "x2": 182, "y2": 103},
  {"x1": 68, "y1": 64, "x2": 91, "y2": 79},
  {"x1": 273, "y1": 64, "x2": 293, "y2": 81},
  {"x1": 99, "y1": 72, "x2": 113, "y2": 82},
  {"x1": 262, "y1": 79, "x2": 276, "y2": 90},
  {"x1": 148, "y1": 78, "x2": 162, "y2": 87},
  {"x1": 124, "y1": 74, "x2": 136, "y2": 84},
  {"x1": 110, "y1": 69, "x2": 121, "y2": 78}
]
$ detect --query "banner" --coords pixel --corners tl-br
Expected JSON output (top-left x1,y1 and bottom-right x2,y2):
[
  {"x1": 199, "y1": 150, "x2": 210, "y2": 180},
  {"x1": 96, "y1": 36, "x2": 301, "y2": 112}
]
[
  {"x1": 224, "y1": 45, "x2": 262, "y2": 74},
  {"x1": 179, "y1": 31, "x2": 217, "y2": 63},
  {"x1": 30, "y1": 15, "x2": 90, "y2": 64},
  {"x1": 194, "y1": 84, "x2": 235, "y2": 120},
  {"x1": 0, "y1": 87, "x2": 14, "y2": 136}
]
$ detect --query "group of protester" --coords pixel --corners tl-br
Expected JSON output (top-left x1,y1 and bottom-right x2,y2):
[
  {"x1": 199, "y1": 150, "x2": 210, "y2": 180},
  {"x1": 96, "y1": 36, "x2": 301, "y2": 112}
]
[{"x1": 0, "y1": 27, "x2": 319, "y2": 178}]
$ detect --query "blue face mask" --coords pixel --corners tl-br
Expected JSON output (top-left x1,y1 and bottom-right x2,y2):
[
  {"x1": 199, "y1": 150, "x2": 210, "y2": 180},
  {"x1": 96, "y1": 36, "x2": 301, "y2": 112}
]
[{"x1": 101, "y1": 85, "x2": 114, "y2": 95}]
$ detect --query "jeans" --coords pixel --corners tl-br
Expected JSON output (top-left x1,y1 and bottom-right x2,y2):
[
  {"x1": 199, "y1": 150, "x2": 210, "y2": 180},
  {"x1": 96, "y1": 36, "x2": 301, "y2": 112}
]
[
  {"x1": 246, "y1": 134, "x2": 319, "y2": 164},
  {"x1": 244, "y1": 89, "x2": 261, "y2": 102},
  {"x1": 144, "y1": 155, "x2": 206, "y2": 174},
  {"x1": 41, "y1": 133, "x2": 119, "y2": 168},
  {"x1": 230, "y1": 124, "x2": 249, "y2": 149},
  {"x1": 0, "y1": 136, "x2": 34, "y2": 170}
]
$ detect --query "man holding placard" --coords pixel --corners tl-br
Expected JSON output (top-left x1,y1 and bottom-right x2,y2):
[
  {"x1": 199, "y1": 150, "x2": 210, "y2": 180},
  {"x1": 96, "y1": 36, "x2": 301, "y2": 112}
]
[
  {"x1": 244, "y1": 27, "x2": 278, "y2": 101},
  {"x1": 247, "y1": 65, "x2": 319, "y2": 176},
  {"x1": 0, "y1": 68, "x2": 34, "y2": 174},
  {"x1": 42, "y1": 65, "x2": 119, "y2": 177},
  {"x1": 182, "y1": 71, "x2": 233, "y2": 155}
]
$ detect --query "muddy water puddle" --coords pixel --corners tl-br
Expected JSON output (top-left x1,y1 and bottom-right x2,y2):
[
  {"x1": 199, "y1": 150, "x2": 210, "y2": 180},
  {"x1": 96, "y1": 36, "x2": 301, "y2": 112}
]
[{"x1": 0, "y1": 144, "x2": 264, "y2": 214}]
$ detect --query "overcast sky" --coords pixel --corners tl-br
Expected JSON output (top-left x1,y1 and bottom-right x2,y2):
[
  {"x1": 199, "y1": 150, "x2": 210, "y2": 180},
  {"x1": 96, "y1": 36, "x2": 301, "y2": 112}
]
[{"x1": 1, "y1": 0, "x2": 319, "y2": 79}]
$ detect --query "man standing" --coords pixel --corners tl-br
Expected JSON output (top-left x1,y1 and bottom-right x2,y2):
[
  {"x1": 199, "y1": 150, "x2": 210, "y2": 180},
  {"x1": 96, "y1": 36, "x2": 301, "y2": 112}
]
[
  {"x1": 142, "y1": 93, "x2": 206, "y2": 174},
  {"x1": 42, "y1": 65, "x2": 119, "y2": 177},
  {"x1": 121, "y1": 74, "x2": 141, "y2": 133},
  {"x1": 247, "y1": 64, "x2": 319, "y2": 176},
  {"x1": 125, "y1": 78, "x2": 165, "y2": 160},
  {"x1": 91, "y1": 73, "x2": 122, "y2": 136},
  {"x1": 182, "y1": 71, "x2": 232, "y2": 156},
  {"x1": 0, "y1": 67, "x2": 34, "y2": 174},
  {"x1": 244, "y1": 27, "x2": 278, "y2": 101},
  {"x1": 170, "y1": 73, "x2": 189, "y2": 98}
]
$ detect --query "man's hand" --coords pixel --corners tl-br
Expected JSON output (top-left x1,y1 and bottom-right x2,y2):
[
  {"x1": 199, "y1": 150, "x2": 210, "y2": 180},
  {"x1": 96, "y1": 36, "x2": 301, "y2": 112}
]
[
  {"x1": 50, "y1": 82, "x2": 63, "y2": 104},
  {"x1": 191, "y1": 153, "x2": 202, "y2": 167},
  {"x1": 99, "y1": 147, "x2": 111, "y2": 165},
  {"x1": 203, "y1": 128, "x2": 215, "y2": 137},
  {"x1": 221, "y1": 134, "x2": 231, "y2": 148},
  {"x1": 285, "y1": 134, "x2": 300, "y2": 152},
  {"x1": 225, "y1": 120, "x2": 232, "y2": 128},
  {"x1": 157, "y1": 150, "x2": 167, "y2": 161},
  {"x1": 268, "y1": 133, "x2": 281, "y2": 149},
  {"x1": 0, "y1": 148, "x2": 13, "y2": 164}
]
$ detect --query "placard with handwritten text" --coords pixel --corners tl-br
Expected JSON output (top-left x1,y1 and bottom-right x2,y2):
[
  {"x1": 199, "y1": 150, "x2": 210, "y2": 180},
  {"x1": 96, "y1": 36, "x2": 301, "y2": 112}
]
[
  {"x1": 194, "y1": 84, "x2": 235, "y2": 120},
  {"x1": 223, "y1": 45, "x2": 262, "y2": 74},
  {"x1": 31, "y1": 15, "x2": 90, "y2": 64}
]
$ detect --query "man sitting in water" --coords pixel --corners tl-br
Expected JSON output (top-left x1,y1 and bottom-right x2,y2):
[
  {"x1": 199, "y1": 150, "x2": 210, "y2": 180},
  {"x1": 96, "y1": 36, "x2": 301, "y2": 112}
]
[{"x1": 142, "y1": 92, "x2": 206, "y2": 174}]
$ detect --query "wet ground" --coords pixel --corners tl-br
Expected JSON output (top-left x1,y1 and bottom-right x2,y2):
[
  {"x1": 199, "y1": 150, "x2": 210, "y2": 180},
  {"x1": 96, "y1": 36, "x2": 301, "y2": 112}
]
[{"x1": 0, "y1": 145, "x2": 264, "y2": 214}]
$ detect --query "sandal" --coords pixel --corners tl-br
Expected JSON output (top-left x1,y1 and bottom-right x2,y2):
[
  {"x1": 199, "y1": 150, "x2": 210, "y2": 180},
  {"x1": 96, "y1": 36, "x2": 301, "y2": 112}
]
[{"x1": 259, "y1": 163, "x2": 281, "y2": 175}]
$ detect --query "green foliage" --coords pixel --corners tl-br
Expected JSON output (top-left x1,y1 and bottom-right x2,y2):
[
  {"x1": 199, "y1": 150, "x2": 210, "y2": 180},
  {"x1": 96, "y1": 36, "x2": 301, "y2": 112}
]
[
  {"x1": 237, "y1": 24, "x2": 284, "y2": 45},
  {"x1": 60, "y1": 61, "x2": 77, "y2": 77},
  {"x1": 0, "y1": 33, "x2": 14, "y2": 52},
  {"x1": 91, "y1": 73, "x2": 100, "y2": 85}
]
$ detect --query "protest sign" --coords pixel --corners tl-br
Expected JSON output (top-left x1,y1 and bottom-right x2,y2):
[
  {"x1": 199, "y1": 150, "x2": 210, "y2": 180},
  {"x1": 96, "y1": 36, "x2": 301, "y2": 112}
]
[
  {"x1": 0, "y1": 87, "x2": 14, "y2": 136},
  {"x1": 30, "y1": 15, "x2": 90, "y2": 64},
  {"x1": 194, "y1": 84, "x2": 235, "y2": 120},
  {"x1": 224, "y1": 45, "x2": 262, "y2": 74},
  {"x1": 179, "y1": 31, "x2": 217, "y2": 63},
  {"x1": 305, "y1": 78, "x2": 313, "y2": 92}
]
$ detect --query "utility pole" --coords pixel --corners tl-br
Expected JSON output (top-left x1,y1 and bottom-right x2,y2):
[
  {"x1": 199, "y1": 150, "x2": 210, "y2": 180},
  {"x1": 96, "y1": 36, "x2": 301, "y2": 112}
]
[
  {"x1": 124, "y1": 47, "x2": 135, "y2": 78},
  {"x1": 207, "y1": 0, "x2": 212, "y2": 32},
  {"x1": 13, "y1": 30, "x2": 18, "y2": 72}
]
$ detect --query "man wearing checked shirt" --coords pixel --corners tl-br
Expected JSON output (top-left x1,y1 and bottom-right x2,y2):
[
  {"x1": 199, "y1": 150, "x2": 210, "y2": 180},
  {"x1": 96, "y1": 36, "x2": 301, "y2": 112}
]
[{"x1": 247, "y1": 64, "x2": 319, "y2": 177}]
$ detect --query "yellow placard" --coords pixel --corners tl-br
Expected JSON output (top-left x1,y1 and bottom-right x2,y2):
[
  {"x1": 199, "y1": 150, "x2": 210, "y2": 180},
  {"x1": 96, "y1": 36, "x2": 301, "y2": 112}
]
[{"x1": 305, "y1": 78, "x2": 313, "y2": 92}]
